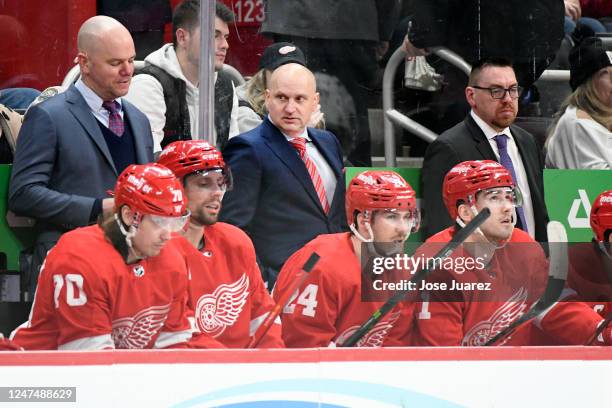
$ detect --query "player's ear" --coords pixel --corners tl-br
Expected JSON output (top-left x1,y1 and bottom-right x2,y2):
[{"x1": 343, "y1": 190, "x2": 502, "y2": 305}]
[
  {"x1": 120, "y1": 205, "x2": 133, "y2": 226},
  {"x1": 457, "y1": 203, "x2": 473, "y2": 224}
]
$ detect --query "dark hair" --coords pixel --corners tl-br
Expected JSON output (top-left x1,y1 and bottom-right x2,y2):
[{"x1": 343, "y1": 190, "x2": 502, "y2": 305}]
[
  {"x1": 468, "y1": 57, "x2": 514, "y2": 86},
  {"x1": 98, "y1": 211, "x2": 130, "y2": 262},
  {"x1": 215, "y1": 2, "x2": 234, "y2": 24},
  {"x1": 173, "y1": 1, "x2": 234, "y2": 47},
  {"x1": 173, "y1": 0, "x2": 200, "y2": 47}
]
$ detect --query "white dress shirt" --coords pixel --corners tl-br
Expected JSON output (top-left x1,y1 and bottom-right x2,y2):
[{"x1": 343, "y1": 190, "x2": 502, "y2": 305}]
[
  {"x1": 75, "y1": 79, "x2": 124, "y2": 128},
  {"x1": 470, "y1": 110, "x2": 535, "y2": 237},
  {"x1": 269, "y1": 116, "x2": 337, "y2": 206}
]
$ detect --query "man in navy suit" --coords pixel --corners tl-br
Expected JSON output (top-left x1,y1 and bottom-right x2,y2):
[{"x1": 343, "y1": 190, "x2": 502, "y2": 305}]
[
  {"x1": 9, "y1": 16, "x2": 154, "y2": 296},
  {"x1": 220, "y1": 63, "x2": 346, "y2": 288}
]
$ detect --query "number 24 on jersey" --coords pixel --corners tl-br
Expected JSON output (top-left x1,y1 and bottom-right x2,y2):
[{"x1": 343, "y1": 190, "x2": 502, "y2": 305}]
[{"x1": 283, "y1": 284, "x2": 319, "y2": 317}]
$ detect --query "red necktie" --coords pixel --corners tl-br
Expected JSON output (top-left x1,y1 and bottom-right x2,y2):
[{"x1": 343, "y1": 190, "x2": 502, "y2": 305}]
[
  {"x1": 102, "y1": 100, "x2": 124, "y2": 137},
  {"x1": 289, "y1": 137, "x2": 330, "y2": 214}
]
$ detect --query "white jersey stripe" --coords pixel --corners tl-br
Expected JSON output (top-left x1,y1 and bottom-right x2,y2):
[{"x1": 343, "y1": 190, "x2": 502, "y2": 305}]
[
  {"x1": 59, "y1": 334, "x2": 115, "y2": 350},
  {"x1": 154, "y1": 330, "x2": 192, "y2": 349}
]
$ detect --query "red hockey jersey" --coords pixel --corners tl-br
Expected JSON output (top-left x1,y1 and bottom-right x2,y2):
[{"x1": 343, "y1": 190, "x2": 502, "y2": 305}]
[
  {"x1": 531, "y1": 242, "x2": 612, "y2": 345},
  {"x1": 566, "y1": 241, "x2": 611, "y2": 318},
  {"x1": 274, "y1": 233, "x2": 413, "y2": 348},
  {"x1": 11, "y1": 225, "x2": 221, "y2": 350},
  {"x1": 174, "y1": 223, "x2": 284, "y2": 348},
  {"x1": 413, "y1": 227, "x2": 606, "y2": 346}
]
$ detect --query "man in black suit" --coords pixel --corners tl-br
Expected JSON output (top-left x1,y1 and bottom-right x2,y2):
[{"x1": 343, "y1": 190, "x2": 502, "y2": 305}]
[{"x1": 422, "y1": 58, "x2": 549, "y2": 241}]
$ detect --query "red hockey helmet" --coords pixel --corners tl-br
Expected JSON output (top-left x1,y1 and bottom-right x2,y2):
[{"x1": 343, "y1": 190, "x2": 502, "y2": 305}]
[
  {"x1": 346, "y1": 170, "x2": 419, "y2": 230},
  {"x1": 114, "y1": 163, "x2": 187, "y2": 217},
  {"x1": 157, "y1": 140, "x2": 226, "y2": 179},
  {"x1": 443, "y1": 160, "x2": 518, "y2": 219},
  {"x1": 590, "y1": 190, "x2": 612, "y2": 242}
]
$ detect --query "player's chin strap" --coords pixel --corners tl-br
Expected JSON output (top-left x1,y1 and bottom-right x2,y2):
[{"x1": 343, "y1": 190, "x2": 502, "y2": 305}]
[
  {"x1": 456, "y1": 205, "x2": 512, "y2": 249},
  {"x1": 114, "y1": 212, "x2": 146, "y2": 261},
  {"x1": 349, "y1": 210, "x2": 412, "y2": 257}
]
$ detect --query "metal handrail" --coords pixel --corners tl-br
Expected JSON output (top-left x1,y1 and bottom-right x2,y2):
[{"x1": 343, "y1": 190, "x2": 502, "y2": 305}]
[
  {"x1": 381, "y1": 46, "x2": 572, "y2": 166},
  {"x1": 382, "y1": 46, "x2": 471, "y2": 166}
]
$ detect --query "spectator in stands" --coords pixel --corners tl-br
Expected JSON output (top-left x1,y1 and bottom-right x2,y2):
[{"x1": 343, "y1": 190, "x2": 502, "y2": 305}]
[
  {"x1": 402, "y1": 0, "x2": 564, "y2": 128},
  {"x1": 564, "y1": 0, "x2": 608, "y2": 35},
  {"x1": 260, "y1": 0, "x2": 401, "y2": 166},
  {"x1": 220, "y1": 63, "x2": 346, "y2": 288},
  {"x1": 545, "y1": 36, "x2": 612, "y2": 169},
  {"x1": 0, "y1": 104, "x2": 23, "y2": 164},
  {"x1": 126, "y1": 0, "x2": 238, "y2": 152},
  {"x1": 10, "y1": 163, "x2": 222, "y2": 350},
  {"x1": 421, "y1": 58, "x2": 549, "y2": 241},
  {"x1": 8, "y1": 16, "x2": 154, "y2": 297},
  {"x1": 0, "y1": 88, "x2": 40, "y2": 111},
  {"x1": 235, "y1": 42, "x2": 324, "y2": 134},
  {"x1": 565, "y1": 0, "x2": 612, "y2": 35}
]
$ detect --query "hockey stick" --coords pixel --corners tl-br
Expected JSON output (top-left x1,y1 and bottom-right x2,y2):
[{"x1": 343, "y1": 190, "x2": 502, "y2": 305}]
[
  {"x1": 339, "y1": 207, "x2": 491, "y2": 347},
  {"x1": 485, "y1": 221, "x2": 569, "y2": 346},
  {"x1": 587, "y1": 311, "x2": 612, "y2": 345},
  {"x1": 248, "y1": 252, "x2": 320, "y2": 348}
]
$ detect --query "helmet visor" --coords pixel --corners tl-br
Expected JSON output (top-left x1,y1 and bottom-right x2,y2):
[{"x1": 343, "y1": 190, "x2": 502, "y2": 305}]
[
  {"x1": 478, "y1": 186, "x2": 523, "y2": 209},
  {"x1": 376, "y1": 208, "x2": 421, "y2": 233},
  {"x1": 149, "y1": 211, "x2": 191, "y2": 232},
  {"x1": 191, "y1": 168, "x2": 233, "y2": 192}
]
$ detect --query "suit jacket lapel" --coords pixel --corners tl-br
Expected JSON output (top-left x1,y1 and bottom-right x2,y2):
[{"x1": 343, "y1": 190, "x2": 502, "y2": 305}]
[
  {"x1": 465, "y1": 115, "x2": 497, "y2": 160},
  {"x1": 65, "y1": 85, "x2": 117, "y2": 175},
  {"x1": 122, "y1": 101, "x2": 150, "y2": 164},
  {"x1": 308, "y1": 129, "x2": 341, "y2": 180},
  {"x1": 261, "y1": 119, "x2": 326, "y2": 213},
  {"x1": 510, "y1": 125, "x2": 537, "y2": 184}
]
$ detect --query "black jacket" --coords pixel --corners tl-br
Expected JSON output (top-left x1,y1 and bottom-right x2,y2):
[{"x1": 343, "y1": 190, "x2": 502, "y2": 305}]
[
  {"x1": 421, "y1": 114, "x2": 549, "y2": 242},
  {"x1": 408, "y1": 0, "x2": 564, "y2": 65}
]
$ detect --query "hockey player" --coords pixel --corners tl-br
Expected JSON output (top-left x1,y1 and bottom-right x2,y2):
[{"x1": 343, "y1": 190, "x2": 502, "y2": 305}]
[
  {"x1": 565, "y1": 191, "x2": 612, "y2": 330},
  {"x1": 11, "y1": 163, "x2": 223, "y2": 350},
  {"x1": 273, "y1": 170, "x2": 420, "y2": 347},
  {"x1": 413, "y1": 160, "x2": 611, "y2": 346},
  {"x1": 158, "y1": 140, "x2": 284, "y2": 348}
]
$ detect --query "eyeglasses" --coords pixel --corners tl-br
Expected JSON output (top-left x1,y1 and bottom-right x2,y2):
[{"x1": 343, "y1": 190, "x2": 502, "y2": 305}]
[{"x1": 471, "y1": 85, "x2": 523, "y2": 99}]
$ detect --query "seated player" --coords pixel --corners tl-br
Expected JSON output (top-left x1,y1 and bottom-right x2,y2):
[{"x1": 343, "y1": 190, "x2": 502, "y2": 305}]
[
  {"x1": 274, "y1": 170, "x2": 420, "y2": 347},
  {"x1": 564, "y1": 190, "x2": 612, "y2": 340},
  {"x1": 158, "y1": 140, "x2": 284, "y2": 348},
  {"x1": 413, "y1": 160, "x2": 610, "y2": 346},
  {"x1": 11, "y1": 163, "x2": 222, "y2": 350}
]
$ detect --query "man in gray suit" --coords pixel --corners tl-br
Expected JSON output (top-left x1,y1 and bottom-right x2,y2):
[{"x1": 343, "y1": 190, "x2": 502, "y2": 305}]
[{"x1": 9, "y1": 16, "x2": 154, "y2": 296}]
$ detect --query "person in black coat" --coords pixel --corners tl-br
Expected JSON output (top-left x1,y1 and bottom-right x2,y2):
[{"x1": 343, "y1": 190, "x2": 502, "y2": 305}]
[{"x1": 421, "y1": 58, "x2": 549, "y2": 242}]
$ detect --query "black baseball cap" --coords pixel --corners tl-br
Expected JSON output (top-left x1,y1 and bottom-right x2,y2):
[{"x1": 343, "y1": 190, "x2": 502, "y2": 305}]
[
  {"x1": 258, "y1": 42, "x2": 307, "y2": 71},
  {"x1": 570, "y1": 36, "x2": 612, "y2": 91}
]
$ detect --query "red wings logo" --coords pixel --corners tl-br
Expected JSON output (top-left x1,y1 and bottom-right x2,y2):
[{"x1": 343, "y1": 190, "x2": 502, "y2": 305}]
[
  {"x1": 111, "y1": 304, "x2": 170, "y2": 349},
  {"x1": 462, "y1": 288, "x2": 528, "y2": 346},
  {"x1": 195, "y1": 274, "x2": 250, "y2": 337},
  {"x1": 335, "y1": 312, "x2": 400, "y2": 347}
]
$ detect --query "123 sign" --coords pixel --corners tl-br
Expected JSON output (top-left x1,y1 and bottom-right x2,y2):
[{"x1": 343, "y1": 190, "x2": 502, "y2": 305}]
[{"x1": 231, "y1": 0, "x2": 264, "y2": 25}]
